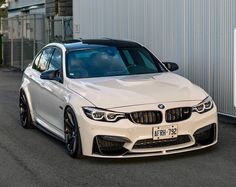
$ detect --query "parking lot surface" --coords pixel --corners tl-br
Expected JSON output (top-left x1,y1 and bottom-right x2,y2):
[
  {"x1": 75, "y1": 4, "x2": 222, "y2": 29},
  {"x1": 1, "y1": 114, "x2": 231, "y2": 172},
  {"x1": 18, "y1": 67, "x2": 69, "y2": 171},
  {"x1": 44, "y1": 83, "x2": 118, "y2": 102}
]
[{"x1": 0, "y1": 69, "x2": 235, "y2": 187}]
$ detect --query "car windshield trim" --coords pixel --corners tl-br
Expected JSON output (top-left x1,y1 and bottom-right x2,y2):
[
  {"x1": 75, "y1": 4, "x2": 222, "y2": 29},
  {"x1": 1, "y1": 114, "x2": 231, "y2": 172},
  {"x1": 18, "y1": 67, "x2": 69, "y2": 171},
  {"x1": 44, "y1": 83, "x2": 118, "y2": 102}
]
[{"x1": 67, "y1": 72, "x2": 167, "y2": 80}]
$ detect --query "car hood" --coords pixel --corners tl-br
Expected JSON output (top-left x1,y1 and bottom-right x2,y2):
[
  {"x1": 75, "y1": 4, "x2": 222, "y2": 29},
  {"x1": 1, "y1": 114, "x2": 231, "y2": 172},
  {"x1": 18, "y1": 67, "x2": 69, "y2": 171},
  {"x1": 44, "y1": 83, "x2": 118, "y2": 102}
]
[{"x1": 68, "y1": 73, "x2": 207, "y2": 109}]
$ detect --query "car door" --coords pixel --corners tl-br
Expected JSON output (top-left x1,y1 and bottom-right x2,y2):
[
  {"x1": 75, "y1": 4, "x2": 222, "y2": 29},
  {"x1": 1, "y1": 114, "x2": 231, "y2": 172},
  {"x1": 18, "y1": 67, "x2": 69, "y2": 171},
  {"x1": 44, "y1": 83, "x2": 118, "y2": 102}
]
[
  {"x1": 37, "y1": 47, "x2": 66, "y2": 137},
  {"x1": 28, "y1": 47, "x2": 54, "y2": 119}
]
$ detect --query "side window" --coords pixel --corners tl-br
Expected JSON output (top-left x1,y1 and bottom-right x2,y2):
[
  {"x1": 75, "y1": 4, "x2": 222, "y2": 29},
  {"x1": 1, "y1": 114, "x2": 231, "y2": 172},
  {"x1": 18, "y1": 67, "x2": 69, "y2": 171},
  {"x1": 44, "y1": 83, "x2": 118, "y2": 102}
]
[
  {"x1": 48, "y1": 48, "x2": 62, "y2": 71},
  {"x1": 123, "y1": 50, "x2": 134, "y2": 65},
  {"x1": 33, "y1": 48, "x2": 54, "y2": 72},
  {"x1": 139, "y1": 51, "x2": 156, "y2": 70},
  {"x1": 32, "y1": 52, "x2": 42, "y2": 70}
]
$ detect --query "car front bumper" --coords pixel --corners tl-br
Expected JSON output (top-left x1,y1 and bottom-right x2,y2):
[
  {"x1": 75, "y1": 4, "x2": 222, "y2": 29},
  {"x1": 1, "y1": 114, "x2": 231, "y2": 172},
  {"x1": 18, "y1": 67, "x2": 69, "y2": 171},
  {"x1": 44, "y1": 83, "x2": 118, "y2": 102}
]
[{"x1": 75, "y1": 101, "x2": 218, "y2": 158}]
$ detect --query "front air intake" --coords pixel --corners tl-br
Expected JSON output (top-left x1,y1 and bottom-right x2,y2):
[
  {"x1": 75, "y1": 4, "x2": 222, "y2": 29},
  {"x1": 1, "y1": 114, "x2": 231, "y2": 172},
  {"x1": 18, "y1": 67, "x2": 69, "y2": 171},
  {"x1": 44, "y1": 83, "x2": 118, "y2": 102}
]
[
  {"x1": 133, "y1": 135, "x2": 191, "y2": 149},
  {"x1": 93, "y1": 136, "x2": 128, "y2": 156}
]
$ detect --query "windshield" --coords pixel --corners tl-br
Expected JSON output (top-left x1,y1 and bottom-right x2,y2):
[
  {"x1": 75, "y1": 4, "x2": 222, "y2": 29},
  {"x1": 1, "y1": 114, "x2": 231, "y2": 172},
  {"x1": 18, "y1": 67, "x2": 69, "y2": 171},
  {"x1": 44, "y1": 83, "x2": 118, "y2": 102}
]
[{"x1": 66, "y1": 47, "x2": 167, "y2": 79}]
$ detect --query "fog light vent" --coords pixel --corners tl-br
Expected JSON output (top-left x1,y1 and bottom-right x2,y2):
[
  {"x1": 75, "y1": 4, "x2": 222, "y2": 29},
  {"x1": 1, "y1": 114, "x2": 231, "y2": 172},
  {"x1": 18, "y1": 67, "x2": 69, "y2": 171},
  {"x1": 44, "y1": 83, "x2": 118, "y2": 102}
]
[
  {"x1": 193, "y1": 124, "x2": 216, "y2": 145},
  {"x1": 93, "y1": 136, "x2": 128, "y2": 156}
]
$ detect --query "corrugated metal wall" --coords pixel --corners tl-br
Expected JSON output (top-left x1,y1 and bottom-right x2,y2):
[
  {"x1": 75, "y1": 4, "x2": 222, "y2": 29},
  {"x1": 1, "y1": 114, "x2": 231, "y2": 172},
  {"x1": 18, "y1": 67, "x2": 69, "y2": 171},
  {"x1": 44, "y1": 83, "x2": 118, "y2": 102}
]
[{"x1": 73, "y1": 0, "x2": 236, "y2": 117}]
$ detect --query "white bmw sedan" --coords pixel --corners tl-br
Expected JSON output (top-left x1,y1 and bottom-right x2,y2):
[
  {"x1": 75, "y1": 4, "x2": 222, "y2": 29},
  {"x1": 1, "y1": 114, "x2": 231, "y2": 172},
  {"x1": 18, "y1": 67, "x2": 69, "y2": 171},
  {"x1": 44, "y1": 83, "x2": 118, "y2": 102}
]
[{"x1": 19, "y1": 39, "x2": 218, "y2": 158}]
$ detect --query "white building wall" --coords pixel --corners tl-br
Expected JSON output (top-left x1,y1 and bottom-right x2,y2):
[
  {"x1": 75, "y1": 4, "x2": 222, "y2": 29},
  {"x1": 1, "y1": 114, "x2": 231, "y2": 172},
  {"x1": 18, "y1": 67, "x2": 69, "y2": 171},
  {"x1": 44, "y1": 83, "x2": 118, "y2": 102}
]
[
  {"x1": 73, "y1": 0, "x2": 236, "y2": 117},
  {"x1": 7, "y1": 0, "x2": 45, "y2": 18}
]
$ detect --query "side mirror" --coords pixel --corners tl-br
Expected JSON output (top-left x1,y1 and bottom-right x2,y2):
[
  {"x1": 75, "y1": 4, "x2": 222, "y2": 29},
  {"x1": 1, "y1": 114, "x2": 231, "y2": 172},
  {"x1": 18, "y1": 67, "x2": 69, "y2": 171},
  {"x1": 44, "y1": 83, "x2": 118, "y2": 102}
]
[
  {"x1": 163, "y1": 62, "x2": 179, "y2": 72},
  {"x1": 40, "y1": 69, "x2": 63, "y2": 83}
]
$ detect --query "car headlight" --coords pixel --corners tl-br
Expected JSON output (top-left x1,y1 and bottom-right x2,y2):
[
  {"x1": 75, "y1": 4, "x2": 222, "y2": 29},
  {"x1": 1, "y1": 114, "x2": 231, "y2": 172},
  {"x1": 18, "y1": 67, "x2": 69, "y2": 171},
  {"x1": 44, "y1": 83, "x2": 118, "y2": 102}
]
[
  {"x1": 83, "y1": 107, "x2": 126, "y2": 122},
  {"x1": 192, "y1": 96, "x2": 214, "y2": 114}
]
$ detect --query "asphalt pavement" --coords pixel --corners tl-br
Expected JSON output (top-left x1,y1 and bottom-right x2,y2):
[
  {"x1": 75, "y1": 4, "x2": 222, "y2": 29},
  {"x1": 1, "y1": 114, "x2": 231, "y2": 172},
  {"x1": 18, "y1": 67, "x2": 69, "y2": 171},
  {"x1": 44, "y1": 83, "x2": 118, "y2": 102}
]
[{"x1": 0, "y1": 68, "x2": 235, "y2": 187}]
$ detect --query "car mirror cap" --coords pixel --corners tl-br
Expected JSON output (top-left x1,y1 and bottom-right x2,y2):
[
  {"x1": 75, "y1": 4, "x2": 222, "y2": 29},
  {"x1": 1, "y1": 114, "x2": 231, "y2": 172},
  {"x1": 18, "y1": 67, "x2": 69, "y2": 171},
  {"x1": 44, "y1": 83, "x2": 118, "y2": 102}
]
[
  {"x1": 163, "y1": 62, "x2": 179, "y2": 72},
  {"x1": 40, "y1": 69, "x2": 62, "y2": 83}
]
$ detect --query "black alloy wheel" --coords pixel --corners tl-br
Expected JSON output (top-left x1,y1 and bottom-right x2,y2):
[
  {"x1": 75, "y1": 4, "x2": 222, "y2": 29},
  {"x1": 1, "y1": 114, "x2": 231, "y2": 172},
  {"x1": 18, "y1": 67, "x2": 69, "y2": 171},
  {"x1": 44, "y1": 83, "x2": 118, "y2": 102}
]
[
  {"x1": 64, "y1": 107, "x2": 83, "y2": 158},
  {"x1": 19, "y1": 91, "x2": 33, "y2": 129}
]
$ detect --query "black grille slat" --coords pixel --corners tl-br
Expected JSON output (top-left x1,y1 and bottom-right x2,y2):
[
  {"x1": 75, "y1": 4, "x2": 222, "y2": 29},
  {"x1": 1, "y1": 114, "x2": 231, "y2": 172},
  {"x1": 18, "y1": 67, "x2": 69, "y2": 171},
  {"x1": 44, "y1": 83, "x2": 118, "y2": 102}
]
[
  {"x1": 129, "y1": 111, "x2": 162, "y2": 125},
  {"x1": 129, "y1": 107, "x2": 192, "y2": 124},
  {"x1": 133, "y1": 135, "x2": 191, "y2": 149},
  {"x1": 165, "y1": 107, "x2": 192, "y2": 123}
]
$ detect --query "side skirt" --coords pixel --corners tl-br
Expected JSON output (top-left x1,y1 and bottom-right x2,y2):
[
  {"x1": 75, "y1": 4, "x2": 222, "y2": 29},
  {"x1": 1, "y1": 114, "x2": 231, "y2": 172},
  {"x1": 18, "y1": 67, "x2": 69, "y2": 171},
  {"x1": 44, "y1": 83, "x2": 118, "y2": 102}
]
[{"x1": 34, "y1": 122, "x2": 65, "y2": 143}]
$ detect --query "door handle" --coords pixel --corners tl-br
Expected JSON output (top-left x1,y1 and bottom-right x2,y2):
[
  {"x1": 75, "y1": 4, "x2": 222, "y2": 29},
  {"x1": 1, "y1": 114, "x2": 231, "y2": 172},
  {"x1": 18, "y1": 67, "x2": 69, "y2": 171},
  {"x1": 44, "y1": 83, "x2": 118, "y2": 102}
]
[{"x1": 40, "y1": 83, "x2": 52, "y2": 92}]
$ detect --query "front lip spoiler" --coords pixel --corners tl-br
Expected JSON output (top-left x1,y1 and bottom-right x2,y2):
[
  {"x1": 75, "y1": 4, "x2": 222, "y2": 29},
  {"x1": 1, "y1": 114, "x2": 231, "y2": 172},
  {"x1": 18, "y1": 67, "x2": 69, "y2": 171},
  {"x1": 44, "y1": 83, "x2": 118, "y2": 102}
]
[{"x1": 90, "y1": 141, "x2": 218, "y2": 158}]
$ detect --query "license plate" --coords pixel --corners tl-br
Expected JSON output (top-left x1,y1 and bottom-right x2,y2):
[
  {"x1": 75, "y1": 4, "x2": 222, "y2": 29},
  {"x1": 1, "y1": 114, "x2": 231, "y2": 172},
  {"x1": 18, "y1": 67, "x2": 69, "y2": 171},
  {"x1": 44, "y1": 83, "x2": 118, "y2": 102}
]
[{"x1": 152, "y1": 125, "x2": 178, "y2": 140}]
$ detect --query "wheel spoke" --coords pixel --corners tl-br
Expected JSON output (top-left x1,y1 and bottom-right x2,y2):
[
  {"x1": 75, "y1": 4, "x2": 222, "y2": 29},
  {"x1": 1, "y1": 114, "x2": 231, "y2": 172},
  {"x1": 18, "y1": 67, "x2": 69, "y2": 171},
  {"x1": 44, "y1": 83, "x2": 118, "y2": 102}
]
[
  {"x1": 67, "y1": 112, "x2": 75, "y2": 127},
  {"x1": 67, "y1": 136, "x2": 75, "y2": 152},
  {"x1": 65, "y1": 118, "x2": 74, "y2": 129},
  {"x1": 19, "y1": 93, "x2": 28, "y2": 125},
  {"x1": 65, "y1": 110, "x2": 78, "y2": 154},
  {"x1": 72, "y1": 136, "x2": 77, "y2": 153},
  {"x1": 20, "y1": 94, "x2": 26, "y2": 105}
]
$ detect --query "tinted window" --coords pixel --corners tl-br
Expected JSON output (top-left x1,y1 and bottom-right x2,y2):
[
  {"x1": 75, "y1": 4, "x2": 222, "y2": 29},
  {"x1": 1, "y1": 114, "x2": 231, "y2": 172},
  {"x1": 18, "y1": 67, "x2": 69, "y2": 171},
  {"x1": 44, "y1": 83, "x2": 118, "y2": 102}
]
[
  {"x1": 66, "y1": 47, "x2": 166, "y2": 79},
  {"x1": 123, "y1": 50, "x2": 134, "y2": 65},
  {"x1": 33, "y1": 52, "x2": 42, "y2": 70},
  {"x1": 33, "y1": 48, "x2": 54, "y2": 72},
  {"x1": 139, "y1": 51, "x2": 157, "y2": 70},
  {"x1": 48, "y1": 48, "x2": 62, "y2": 71}
]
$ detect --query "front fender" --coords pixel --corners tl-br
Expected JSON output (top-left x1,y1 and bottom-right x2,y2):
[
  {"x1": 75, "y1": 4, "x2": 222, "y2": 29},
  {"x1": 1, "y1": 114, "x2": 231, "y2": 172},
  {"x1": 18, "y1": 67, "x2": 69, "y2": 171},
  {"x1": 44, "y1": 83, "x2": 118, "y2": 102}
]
[{"x1": 20, "y1": 73, "x2": 36, "y2": 122}]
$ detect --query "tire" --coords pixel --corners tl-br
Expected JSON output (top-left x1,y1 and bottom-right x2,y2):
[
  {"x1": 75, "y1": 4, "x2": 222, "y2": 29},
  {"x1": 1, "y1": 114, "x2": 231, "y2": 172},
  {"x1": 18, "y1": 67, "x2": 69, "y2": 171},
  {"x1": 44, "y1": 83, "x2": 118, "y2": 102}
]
[
  {"x1": 64, "y1": 107, "x2": 83, "y2": 158},
  {"x1": 19, "y1": 90, "x2": 33, "y2": 129}
]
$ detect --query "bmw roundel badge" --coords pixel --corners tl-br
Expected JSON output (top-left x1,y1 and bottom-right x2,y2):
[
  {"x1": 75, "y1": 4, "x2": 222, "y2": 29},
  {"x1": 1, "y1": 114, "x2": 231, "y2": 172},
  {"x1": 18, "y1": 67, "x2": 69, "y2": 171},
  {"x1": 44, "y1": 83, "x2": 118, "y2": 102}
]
[{"x1": 158, "y1": 104, "x2": 165, "y2": 109}]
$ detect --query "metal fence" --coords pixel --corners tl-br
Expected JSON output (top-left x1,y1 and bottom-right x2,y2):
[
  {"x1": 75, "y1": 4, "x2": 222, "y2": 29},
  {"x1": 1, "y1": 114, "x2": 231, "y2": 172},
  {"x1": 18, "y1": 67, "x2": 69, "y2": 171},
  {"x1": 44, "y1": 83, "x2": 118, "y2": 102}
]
[{"x1": 0, "y1": 14, "x2": 73, "y2": 70}]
